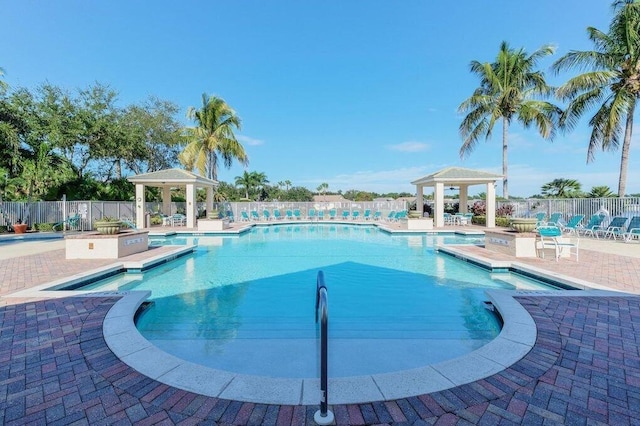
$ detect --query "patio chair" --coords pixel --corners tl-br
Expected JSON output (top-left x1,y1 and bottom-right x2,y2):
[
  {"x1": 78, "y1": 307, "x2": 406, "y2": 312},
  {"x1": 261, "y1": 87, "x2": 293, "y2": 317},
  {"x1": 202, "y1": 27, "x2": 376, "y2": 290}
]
[
  {"x1": 251, "y1": 210, "x2": 260, "y2": 221},
  {"x1": 363, "y1": 209, "x2": 371, "y2": 220},
  {"x1": 385, "y1": 211, "x2": 396, "y2": 222},
  {"x1": 596, "y1": 216, "x2": 628, "y2": 240},
  {"x1": 262, "y1": 209, "x2": 271, "y2": 221},
  {"x1": 545, "y1": 212, "x2": 563, "y2": 227},
  {"x1": 561, "y1": 214, "x2": 585, "y2": 235},
  {"x1": 307, "y1": 209, "x2": 316, "y2": 220},
  {"x1": 328, "y1": 209, "x2": 337, "y2": 220},
  {"x1": 171, "y1": 214, "x2": 186, "y2": 226},
  {"x1": 393, "y1": 211, "x2": 407, "y2": 222},
  {"x1": 534, "y1": 212, "x2": 546, "y2": 227},
  {"x1": 624, "y1": 216, "x2": 640, "y2": 242},
  {"x1": 341, "y1": 210, "x2": 350, "y2": 220},
  {"x1": 293, "y1": 209, "x2": 302, "y2": 220},
  {"x1": 285, "y1": 209, "x2": 294, "y2": 220},
  {"x1": 225, "y1": 210, "x2": 234, "y2": 222},
  {"x1": 318, "y1": 210, "x2": 325, "y2": 220},
  {"x1": 537, "y1": 225, "x2": 579, "y2": 262},
  {"x1": 351, "y1": 211, "x2": 360, "y2": 220},
  {"x1": 372, "y1": 211, "x2": 382, "y2": 221},
  {"x1": 273, "y1": 209, "x2": 283, "y2": 220},
  {"x1": 578, "y1": 214, "x2": 605, "y2": 237},
  {"x1": 53, "y1": 213, "x2": 81, "y2": 231},
  {"x1": 240, "y1": 211, "x2": 251, "y2": 222}
]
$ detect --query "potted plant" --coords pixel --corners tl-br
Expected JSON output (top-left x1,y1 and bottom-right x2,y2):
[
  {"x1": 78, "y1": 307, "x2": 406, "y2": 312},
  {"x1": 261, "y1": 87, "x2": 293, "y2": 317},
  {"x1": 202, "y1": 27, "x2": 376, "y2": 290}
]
[
  {"x1": 12, "y1": 218, "x2": 28, "y2": 234},
  {"x1": 509, "y1": 217, "x2": 538, "y2": 233},
  {"x1": 93, "y1": 216, "x2": 123, "y2": 235}
]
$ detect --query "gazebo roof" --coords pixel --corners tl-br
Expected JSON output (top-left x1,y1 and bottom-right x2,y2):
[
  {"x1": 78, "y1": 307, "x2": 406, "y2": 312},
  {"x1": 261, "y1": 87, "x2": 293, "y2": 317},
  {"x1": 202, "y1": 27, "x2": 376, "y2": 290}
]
[
  {"x1": 127, "y1": 168, "x2": 218, "y2": 188},
  {"x1": 411, "y1": 167, "x2": 502, "y2": 186}
]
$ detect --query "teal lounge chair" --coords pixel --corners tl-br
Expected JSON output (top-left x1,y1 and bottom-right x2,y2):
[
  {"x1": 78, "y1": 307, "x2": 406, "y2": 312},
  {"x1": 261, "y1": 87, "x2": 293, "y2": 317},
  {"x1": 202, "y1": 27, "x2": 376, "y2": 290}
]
[
  {"x1": 329, "y1": 209, "x2": 337, "y2": 220},
  {"x1": 307, "y1": 209, "x2": 316, "y2": 220},
  {"x1": 545, "y1": 212, "x2": 563, "y2": 227},
  {"x1": 386, "y1": 211, "x2": 396, "y2": 221},
  {"x1": 241, "y1": 211, "x2": 250, "y2": 222},
  {"x1": 351, "y1": 211, "x2": 360, "y2": 220},
  {"x1": 273, "y1": 209, "x2": 282, "y2": 220},
  {"x1": 363, "y1": 209, "x2": 371, "y2": 220},
  {"x1": 534, "y1": 212, "x2": 546, "y2": 226},
  {"x1": 624, "y1": 216, "x2": 640, "y2": 242},
  {"x1": 251, "y1": 210, "x2": 260, "y2": 221},
  {"x1": 561, "y1": 214, "x2": 584, "y2": 235},
  {"x1": 372, "y1": 211, "x2": 382, "y2": 221},
  {"x1": 596, "y1": 216, "x2": 628, "y2": 240},
  {"x1": 318, "y1": 210, "x2": 325, "y2": 220},
  {"x1": 263, "y1": 209, "x2": 271, "y2": 221},
  {"x1": 293, "y1": 209, "x2": 302, "y2": 220},
  {"x1": 285, "y1": 209, "x2": 293, "y2": 220},
  {"x1": 342, "y1": 210, "x2": 350, "y2": 220},
  {"x1": 579, "y1": 214, "x2": 605, "y2": 237}
]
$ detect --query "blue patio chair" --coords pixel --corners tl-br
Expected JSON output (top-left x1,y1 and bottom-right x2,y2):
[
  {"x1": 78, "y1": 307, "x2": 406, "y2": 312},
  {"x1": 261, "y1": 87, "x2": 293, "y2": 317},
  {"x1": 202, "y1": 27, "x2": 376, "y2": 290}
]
[
  {"x1": 273, "y1": 209, "x2": 282, "y2": 220},
  {"x1": 596, "y1": 216, "x2": 628, "y2": 240},
  {"x1": 341, "y1": 210, "x2": 350, "y2": 220},
  {"x1": 624, "y1": 216, "x2": 640, "y2": 242},
  {"x1": 561, "y1": 214, "x2": 584, "y2": 235},
  {"x1": 578, "y1": 214, "x2": 605, "y2": 237},
  {"x1": 307, "y1": 209, "x2": 316, "y2": 220},
  {"x1": 386, "y1": 211, "x2": 396, "y2": 222},
  {"x1": 318, "y1": 210, "x2": 325, "y2": 220},
  {"x1": 372, "y1": 211, "x2": 382, "y2": 221},
  {"x1": 293, "y1": 209, "x2": 302, "y2": 220},
  {"x1": 240, "y1": 211, "x2": 250, "y2": 222},
  {"x1": 251, "y1": 210, "x2": 260, "y2": 221},
  {"x1": 351, "y1": 211, "x2": 360, "y2": 220},
  {"x1": 329, "y1": 209, "x2": 337, "y2": 220},
  {"x1": 363, "y1": 209, "x2": 371, "y2": 220},
  {"x1": 537, "y1": 225, "x2": 579, "y2": 262},
  {"x1": 262, "y1": 209, "x2": 271, "y2": 221},
  {"x1": 393, "y1": 211, "x2": 407, "y2": 222},
  {"x1": 225, "y1": 210, "x2": 234, "y2": 222},
  {"x1": 534, "y1": 212, "x2": 546, "y2": 226},
  {"x1": 285, "y1": 209, "x2": 294, "y2": 220},
  {"x1": 545, "y1": 212, "x2": 563, "y2": 227}
]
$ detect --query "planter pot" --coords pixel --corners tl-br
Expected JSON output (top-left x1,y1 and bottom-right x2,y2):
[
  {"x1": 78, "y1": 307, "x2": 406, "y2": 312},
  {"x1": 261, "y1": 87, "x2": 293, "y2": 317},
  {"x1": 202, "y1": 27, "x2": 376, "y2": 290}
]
[
  {"x1": 94, "y1": 221, "x2": 123, "y2": 235},
  {"x1": 13, "y1": 223, "x2": 28, "y2": 234},
  {"x1": 510, "y1": 218, "x2": 538, "y2": 233}
]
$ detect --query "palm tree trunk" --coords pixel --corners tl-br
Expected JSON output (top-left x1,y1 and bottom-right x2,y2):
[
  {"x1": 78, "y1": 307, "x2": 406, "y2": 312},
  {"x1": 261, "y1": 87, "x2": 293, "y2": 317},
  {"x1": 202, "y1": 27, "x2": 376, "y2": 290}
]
[
  {"x1": 618, "y1": 105, "x2": 635, "y2": 197},
  {"x1": 502, "y1": 117, "x2": 509, "y2": 199}
]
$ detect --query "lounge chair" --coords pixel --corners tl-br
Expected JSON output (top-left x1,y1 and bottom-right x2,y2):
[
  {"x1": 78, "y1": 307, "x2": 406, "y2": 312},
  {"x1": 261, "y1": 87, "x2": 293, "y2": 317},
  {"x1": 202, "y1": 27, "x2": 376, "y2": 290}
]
[
  {"x1": 293, "y1": 209, "x2": 302, "y2": 220},
  {"x1": 561, "y1": 214, "x2": 585, "y2": 235},
  {"x1": 225, "y1": 210, "x2": 234, "y2": 222},
  {"x1": 372, "y1": 211, "x2": 382, "y2": 221},
  {"x1": 273, "y1": 209, "x2": 282, "y2": 220},
  {"x1": 240, "y1": 211, "x2": 251, "y2": 222},
  {"x1": 578, "y1": 214, "x2": 605, "y2": 237},
  {"x1": 534, "y1": 212, "x2": 546, "y2": 227},
  {"x1": 545, "y1": 212, "x2": 563, "y2": 227},
  {"x1": 341, "y1": 210, "x2": 350, "y2": 220},
  {"x1": 53, "y1": 213, "x2": 81, "y2": 231},
  {"x1": 351, "y1": 211, "x2": 360, "y2": 220},
  {"x1": 624, "y1": 216, "x2": 640, "y2": 242},
  {"x1": 307, "y1": 209, "x2": 316, "y2": 220},
  {"x1": 285, "y1": 209, "x2": 294, "y2": 220},
  {"x1": 262, "y1": 210, "x2": 271, "y2": 221},
  {"x1": 363, "y1": 209, "x2": 371, "y2": 220},
  {"x1": 385, "y1": 211, "x2": 396, "y2": 222},
  {"x1": 318, "y1": 210, "x2": 325, "y2": 220},
  {"x1": 537, "y1": 225, "x2": 579, "y2": 262},
  {"x1": 171, "y1": 214, "x2": 186, "y2": 226},
  {"x1": 328, "y1": 209, "x2": 337, "y2": 220},
  {"x1": 251, "y1": 210, "x2": 260, "y2": 221},
  {"x1": 596, "y1": 216, "x2": 628, "y2": 240},
  {"x1": 393, "y1": 211, "x2": 407, "y2": 222}
]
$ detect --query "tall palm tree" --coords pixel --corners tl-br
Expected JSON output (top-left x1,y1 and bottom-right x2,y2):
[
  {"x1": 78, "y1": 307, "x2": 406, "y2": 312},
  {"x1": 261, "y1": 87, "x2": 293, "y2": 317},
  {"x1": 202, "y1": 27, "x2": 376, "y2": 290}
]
[
  {"x1": 553, "y1": 0, "x2": 640, "y2": 197},
  {"x1": 0, "y1": 66, "x2": 7, "y2": 94},
  {"x1": 179, "y1": 94, "x2": 248, "y2": 180},
  {"x1": 588, "y1": 185, "x2": 616, "y2": 198},
  {"x1": 541, "y1": 178, "x2": 582, "y2": 198},
  {"x1": 459, "y1": 41, "x2": 561, "y2": 199}
]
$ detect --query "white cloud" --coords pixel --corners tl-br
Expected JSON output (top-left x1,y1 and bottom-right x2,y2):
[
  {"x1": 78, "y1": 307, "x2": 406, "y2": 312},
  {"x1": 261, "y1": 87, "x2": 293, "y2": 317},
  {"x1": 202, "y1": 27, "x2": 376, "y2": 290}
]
[
  {"x1": 386, "y1": 141, "x2": 430, "y2": 152},
  {"x1": 299, "y1": 166, "x2": 433, "y2": 194},
  {"x1": 237, "y1": 135, "x2": 264, "y2": 146}
]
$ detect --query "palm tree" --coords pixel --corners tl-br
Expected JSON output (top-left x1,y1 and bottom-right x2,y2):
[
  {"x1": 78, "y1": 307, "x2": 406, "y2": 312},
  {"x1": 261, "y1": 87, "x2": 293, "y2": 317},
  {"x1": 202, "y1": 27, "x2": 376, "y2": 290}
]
[
  {"x1": 0, "y1": 67, "x2": 7, "y2": 94},
  {"x1": 235, "y1": 171, "x2": 255, "y2": 199},
  {"x1": 459, "y1": 41, "x2": 561, "y2": 199},
  {"x1": 179, "y1": 94, "x2": 248, "y2": 180},
  {"x1": 588, "y1": 185, "x2": 616, "y2": 198},
  {"x1": 553, "y1": 0, "x2": 640, "y2": 197},
  {"x1": 541, "y1": 178, "x2": 582, "y2": 198},
  {"x1": 317, "y1": 182, "x2": 329, "y2": 201}
]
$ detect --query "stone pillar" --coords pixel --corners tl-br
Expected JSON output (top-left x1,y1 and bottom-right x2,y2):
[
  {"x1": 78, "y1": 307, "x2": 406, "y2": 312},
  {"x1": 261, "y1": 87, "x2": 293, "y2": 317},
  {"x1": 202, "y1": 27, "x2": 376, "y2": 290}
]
[
  {"x1": 459, "y1": 185, "x2": 468, "y2": 213},
  {"x1": 186, "y1": 183, "x2": 196, "y2": 228},
  {"x1": 206, "y1": 186, "x2": 213, "y2": 214},
  {"x1": 435, "y1": 182, "x2": 445, "y2": 228},
  {"x1": 135, "y1": 184, "x2": 145, "y2": 229},
  {"x1": 416, "y1": 185, "x2": 424, "y2": 216},
  {"x1": 486, "y1": 182, "x2": 496, "y2": 228}
]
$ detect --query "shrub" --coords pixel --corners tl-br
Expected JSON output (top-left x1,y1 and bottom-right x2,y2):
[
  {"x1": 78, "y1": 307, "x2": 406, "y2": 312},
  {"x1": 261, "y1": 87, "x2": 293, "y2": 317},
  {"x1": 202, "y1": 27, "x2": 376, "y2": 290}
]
[
  {"x1": 34, "y1": 223, "x2": 55, "y2": 232},
  {"x1": 496, "y1": 204, "x2": 514, "y2": 217},
  {"x1": 472, "y1": 201, "x2": 486, "y2": 216}
]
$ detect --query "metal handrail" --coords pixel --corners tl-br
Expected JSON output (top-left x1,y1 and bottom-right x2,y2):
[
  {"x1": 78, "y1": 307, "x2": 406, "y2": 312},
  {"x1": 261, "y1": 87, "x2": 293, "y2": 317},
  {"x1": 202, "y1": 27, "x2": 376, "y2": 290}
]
[{"x1": 314, "y1": 271, "x2": 334, "y2": 425}]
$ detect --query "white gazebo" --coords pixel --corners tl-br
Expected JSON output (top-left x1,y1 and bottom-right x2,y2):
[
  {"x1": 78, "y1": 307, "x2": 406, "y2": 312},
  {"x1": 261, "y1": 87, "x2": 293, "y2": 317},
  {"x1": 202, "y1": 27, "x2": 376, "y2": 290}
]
[
  {"x1": 127, "y1": 168, "x2": 218, "y2": 229},
  {"x1": 411, "y1": 167, "x2": 503, "y2": 228}
]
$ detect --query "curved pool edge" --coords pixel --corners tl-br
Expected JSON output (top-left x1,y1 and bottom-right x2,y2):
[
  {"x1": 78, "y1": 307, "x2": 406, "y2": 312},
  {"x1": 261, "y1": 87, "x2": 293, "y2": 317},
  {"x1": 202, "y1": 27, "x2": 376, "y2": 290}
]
[{"x1": 103, "y1": 289, "x2": 538, "y2": 405}]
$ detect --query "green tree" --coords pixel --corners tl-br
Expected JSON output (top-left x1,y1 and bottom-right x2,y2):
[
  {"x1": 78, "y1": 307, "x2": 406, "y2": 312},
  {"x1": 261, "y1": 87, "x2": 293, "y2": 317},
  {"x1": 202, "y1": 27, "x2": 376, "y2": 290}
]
[
  {"x1": 0, "y1": 66, "x2": 7, "y2": 94},
  {"x1": 553, "y1": 0, "x2": 640, "y2": 197},
  {"x1": 316, "y1": 182, "x2": 329, "y2": 200},
  {"x1": 235, "y1": 171, "x2": 257, "y2": 200},
  {"x1": 541, "y1": 178, "x2": 583, "y2": 198},
  {"x1": 180, "y1": 94, "x2": 248, "y2": 180},
  {"x1": 459, "y1": 41, "x2": 561, "y2": 199},
  {"x1": 588, "y1": 185, "x2": 616, "y2": 197}
]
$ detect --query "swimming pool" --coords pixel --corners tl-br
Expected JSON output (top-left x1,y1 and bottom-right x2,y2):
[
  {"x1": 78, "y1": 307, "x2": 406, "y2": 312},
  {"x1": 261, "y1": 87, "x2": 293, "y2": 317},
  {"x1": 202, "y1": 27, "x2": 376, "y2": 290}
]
[{"x1": 84, "y1": 224, "x2": 556, "y2": 378}]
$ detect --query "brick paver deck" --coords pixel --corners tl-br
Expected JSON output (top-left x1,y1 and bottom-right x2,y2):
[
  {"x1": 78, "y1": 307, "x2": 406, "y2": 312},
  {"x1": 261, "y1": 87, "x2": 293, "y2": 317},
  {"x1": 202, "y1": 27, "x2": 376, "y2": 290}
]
[{"x1": 2, "y1": 233, "x2": 640, "y2": 424}]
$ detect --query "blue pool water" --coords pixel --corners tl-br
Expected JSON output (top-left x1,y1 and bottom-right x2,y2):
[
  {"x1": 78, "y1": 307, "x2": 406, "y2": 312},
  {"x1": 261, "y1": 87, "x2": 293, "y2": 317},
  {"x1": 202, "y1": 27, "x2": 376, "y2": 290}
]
[{"x1": 84, "y1": 224, "x2": 555, "y2": 378}]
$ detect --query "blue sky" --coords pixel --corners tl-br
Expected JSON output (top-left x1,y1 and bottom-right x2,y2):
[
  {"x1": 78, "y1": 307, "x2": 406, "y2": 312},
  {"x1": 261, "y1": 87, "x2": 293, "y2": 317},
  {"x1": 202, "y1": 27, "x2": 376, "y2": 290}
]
[{"x1": 2, "y1": 1, "x2": 638, "y2": 197}]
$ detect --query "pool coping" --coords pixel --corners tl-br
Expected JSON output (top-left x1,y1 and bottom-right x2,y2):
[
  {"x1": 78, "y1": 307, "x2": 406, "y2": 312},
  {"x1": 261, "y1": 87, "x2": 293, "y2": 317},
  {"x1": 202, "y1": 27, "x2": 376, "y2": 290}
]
[{"x1": 101, "y1": 289, "x2": 539, "y2": 405}]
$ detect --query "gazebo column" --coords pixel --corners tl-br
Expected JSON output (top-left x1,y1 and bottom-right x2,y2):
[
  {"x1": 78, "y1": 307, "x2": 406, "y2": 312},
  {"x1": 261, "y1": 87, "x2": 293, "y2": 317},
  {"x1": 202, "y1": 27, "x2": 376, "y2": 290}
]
[
  {"x1": 135, "y1": 184, "x2": 146, "y2": 229},
  {"x1": 434, "y1": 182, "x2": 445, "y2": 228},
  {"x1": 186, "y1": 183, "x2": 196, "y2": 228},
  {"x1": 459, "y1": 185, "x2": 469, "y2": 213},
  {"x1": 206, "y1": 186, "x2": 213, "y2": 215},
  {"x1": 416, "y1": 185, "x2": 424, "y2": 216},
  {"x1": 162, "y1": 186, "x2": 172, "y2": 215},
  {"x1": 486, "y1": 182, "x2": 496, "y2": 228}
]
